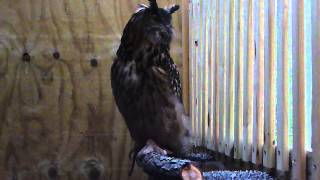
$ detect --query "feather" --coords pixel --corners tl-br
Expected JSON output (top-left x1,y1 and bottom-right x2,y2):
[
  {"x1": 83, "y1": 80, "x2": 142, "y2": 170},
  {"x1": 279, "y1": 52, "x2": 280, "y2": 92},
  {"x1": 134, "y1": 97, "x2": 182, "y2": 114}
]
[{"x1": 111, "y1": 0, "x2": 192, "y2": 175}]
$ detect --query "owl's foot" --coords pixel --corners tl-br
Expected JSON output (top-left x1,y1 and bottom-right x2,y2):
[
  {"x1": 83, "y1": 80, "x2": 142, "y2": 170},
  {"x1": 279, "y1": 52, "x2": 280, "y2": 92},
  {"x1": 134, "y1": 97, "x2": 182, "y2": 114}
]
[
  {"x1": 136, "y1": 139, "x2": 203, "y2": 180},
  {"x1": 137, "y1": 139, "x2": 168, "y2": 157}
]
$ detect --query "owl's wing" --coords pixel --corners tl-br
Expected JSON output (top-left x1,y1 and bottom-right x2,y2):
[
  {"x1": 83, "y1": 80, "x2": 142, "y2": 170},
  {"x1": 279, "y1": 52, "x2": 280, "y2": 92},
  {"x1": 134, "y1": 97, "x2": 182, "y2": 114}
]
[{"x1": 156, "y1": 53, "x2": 183, "y2": 102}]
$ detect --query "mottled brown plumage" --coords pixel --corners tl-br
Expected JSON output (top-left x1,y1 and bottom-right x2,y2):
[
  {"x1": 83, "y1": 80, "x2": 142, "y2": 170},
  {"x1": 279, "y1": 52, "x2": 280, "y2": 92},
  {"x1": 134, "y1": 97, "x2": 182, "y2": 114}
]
[{"x1": 111, "y1": 0, "x2": 192, "y2": 173}]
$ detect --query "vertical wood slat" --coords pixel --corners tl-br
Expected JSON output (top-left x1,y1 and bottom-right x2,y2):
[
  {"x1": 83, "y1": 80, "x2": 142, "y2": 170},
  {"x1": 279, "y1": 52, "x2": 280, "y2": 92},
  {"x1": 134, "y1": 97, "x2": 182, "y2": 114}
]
[
  {"x1": 198, "y1": 0, "x2": 204, "y2": 146},
  {"x1": 189, "y1": 0, "x2": 195, "y2": 140},
  {"x1": 311, "y1": 0, "x2": 320, "y2": 179},
  {"x1": 214, "y1": 0, "x2": 221, "y2": 152},
  {"x1": 209, "y1": 0, "x2": 217, "y2": 151},
  {"x1": 252, "y1": 0, "x2": 264, "y2": 165},
  {"x1": 234, "y1": 0, "x2": 244, "y2": 160},
  {"x1": 193, "y1": 0, "x2": 198, "y2": 144},
  {"x1": 276, "y1": 0, "x2": 289, "y2": 172},
  {"x1": 219, "y1": 0, "x2": 228, "y2": 153},
  {"x1": 202, "y1": 0, "x2": 209, "y2": 146},
  {"x1": 242, "y1": 0, "x2": 254, "y2": 162},
  {"x1": 182, "y1": 0, "x2": 189, "y2": 116},
  {"x1": 292, "y1": 0, "x2": 306, "y2": 179},
  {"x1": 263, "y1": 0, "x2": 276, "y2": 169},
  {"x1": 195, "y1": 0, "x2": 201, "y2": 145},
  {"x1": 225, "y1": 0, "x2": 235, "y2": 157}
]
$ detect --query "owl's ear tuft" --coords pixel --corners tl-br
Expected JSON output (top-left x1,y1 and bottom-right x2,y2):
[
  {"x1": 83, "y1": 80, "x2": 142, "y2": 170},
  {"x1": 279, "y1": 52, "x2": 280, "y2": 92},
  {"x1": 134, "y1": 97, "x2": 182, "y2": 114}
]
[
  {"x1": 148, "y1": 0, "x2": 158, "y2": 11},
  {"x1": 168, "y1": 5, "x2": 180, "y2": 14}
]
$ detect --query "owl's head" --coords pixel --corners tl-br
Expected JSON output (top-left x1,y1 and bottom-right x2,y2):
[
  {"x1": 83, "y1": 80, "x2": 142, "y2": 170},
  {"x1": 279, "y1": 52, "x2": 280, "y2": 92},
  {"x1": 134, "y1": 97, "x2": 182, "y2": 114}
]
[{"x1": 118, "y1": 0, "x2": 179, "y2": 58}]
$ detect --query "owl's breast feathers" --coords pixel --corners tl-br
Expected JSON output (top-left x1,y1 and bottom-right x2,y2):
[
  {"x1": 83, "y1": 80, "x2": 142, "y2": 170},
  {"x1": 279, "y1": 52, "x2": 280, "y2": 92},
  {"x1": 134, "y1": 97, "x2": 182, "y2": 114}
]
[{"x1": 111, "y1": 44, "x2": 185, "y2": 140}]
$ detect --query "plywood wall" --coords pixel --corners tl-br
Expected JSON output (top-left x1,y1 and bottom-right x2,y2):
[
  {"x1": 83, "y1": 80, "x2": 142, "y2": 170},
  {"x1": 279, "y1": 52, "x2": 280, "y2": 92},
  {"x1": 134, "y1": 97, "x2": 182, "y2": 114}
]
[{"x1": 0, "y1": 0, "x2": 182, "y2": 179}]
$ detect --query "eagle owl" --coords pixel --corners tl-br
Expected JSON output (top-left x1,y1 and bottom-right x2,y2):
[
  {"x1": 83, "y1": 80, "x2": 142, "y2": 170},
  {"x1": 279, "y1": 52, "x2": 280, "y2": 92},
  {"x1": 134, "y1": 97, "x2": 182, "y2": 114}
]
[{"x1": 111, "y1": 0, "x2": 192, "y2": 165}]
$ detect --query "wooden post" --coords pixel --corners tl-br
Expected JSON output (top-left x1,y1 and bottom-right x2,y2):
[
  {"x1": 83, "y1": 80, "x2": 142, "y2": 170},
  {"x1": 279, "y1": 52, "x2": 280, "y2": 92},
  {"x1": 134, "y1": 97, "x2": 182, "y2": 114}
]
[
  {"x1": 219, "y1": 0, "x2": 227, "y2": 154},
  {"x1": 276, "y1": 0, "x2": 289, "y2": 172},
  {"x1": 263, "y1": 0, "x2": 276, "y2": 169},
  {"x1": 209, "y1": 0, "x2": 217, "y2": 151},
  {"x1": 311, "y1": 0, "x2": 320, "y2": 179},
  {"x1": 202, "y1": 0, "x2": 209, "y2": 146},
  {"x1": 226, "y1": 0, "x2": 235, "y2": 157},
  {"x1": 195, "y1": 0, "x2": 201, "y2": 145},
  {"x1": 242, "y1": 0, "x2": 254, "y2": 163},
  {"x1": 292, "y1": 0, "x2": 306, "y2": 179},
  {"x1": 191, "y1": 0, "x2": 197, "y2": 144},
  {"x1": 182, "y1": 0, "x2": 190, "y2": 116},
  {"x1": 252, "y1": 0, "x2": 264, "y2": 166},
  {"x1": 214, "y1": 0, "x2": 221, "y2": 152},
  {"x1": 189, "y1": 0, "x2": 195, "y2": 140},
  {"x1": 234, "y1": 0, "x2": 244, "y2": 160},
  {"x1": 198, "y1": 0, "x2": 204, "y2": 146}
]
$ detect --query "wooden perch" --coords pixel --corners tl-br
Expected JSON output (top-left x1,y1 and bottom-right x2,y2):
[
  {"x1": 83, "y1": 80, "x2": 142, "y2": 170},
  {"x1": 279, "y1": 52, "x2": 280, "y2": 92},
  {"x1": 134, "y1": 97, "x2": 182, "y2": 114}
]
[
  {"x1": 136, "y1": 140, "x2": 203, "y2": 180},
  {"x1": 136, "y1": 140, "x2": 274, "y2": 180}
]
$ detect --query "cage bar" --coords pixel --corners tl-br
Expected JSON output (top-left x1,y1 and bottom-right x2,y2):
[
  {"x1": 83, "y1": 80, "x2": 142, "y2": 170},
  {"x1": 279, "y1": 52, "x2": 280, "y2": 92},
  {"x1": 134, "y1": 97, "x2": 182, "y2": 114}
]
[
  {"x1": 182, "y1": 0, "x2": 190, "y2": 115},
  {"x1": 242, "y1": 0, "x2": 254, "y2": 163},
  {"x1": 214, "y1": 0, "x2": 221, "y2": 152},
  {"x1": 276, "y1": 0, "x2": 290, "y2": 172},
  {"x1": 252, "y1": 0, "x2": 264, "y2": 166},
  {"x1": 311, "y1": 0, "x2": 320, "y2": 179},
  {"x1": 202, "y1": 0, "x2": 210, "y2": 146},
  {"x1": 263, "y1": 0, "x2": 276, "y2": 169},
  {"x1": 234, "y1": 0, "x2": 244, "y2": 160},
  {"x1": 291, "y1": 0, "x2": 306, "y2": 179},
  {"x1": 225, "y1": 0, "x2": 236, "y2": 157}
]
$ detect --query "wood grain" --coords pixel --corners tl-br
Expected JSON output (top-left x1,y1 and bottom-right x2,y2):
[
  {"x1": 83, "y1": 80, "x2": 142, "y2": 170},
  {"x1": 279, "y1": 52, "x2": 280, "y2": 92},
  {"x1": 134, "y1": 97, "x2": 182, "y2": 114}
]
[
  {"x1": 311, "y1": 0, "x2": 320, "y2": 179},
  {"x1": 292, "y1": 0, "x2": 306, "y2": 179},
  {"x1": 226, "y1": 0, "x2": 235, "y2": 157},
  {"x1": 0, "y1": 0, "x2": 183, "y2": 179},
  {"x1": 263, "y1": 0, "x2": 276, "y2": 169},
  {"x1": 252, "y1": 0, "x2": 264, "y2": 166},
  {"x1": 276, "y1": 0, "x2": 289, "y2": 172},
  {"x1": 234, "y1": 0, "x2": 244, "y2": 160},
  {"x1": 242, "y1": 0, "x2": 254, "y2": 163}
]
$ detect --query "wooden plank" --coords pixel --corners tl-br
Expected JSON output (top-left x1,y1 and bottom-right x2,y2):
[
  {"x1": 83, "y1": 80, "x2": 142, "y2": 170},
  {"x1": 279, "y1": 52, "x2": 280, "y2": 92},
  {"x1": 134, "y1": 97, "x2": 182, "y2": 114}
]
[
  {"x1": 252, "y1": 0, "x2": 264, "y2": 165},
  {"x1": 225, "y1": 0, "x2": 235, "y2": 157},
  {"x1": 263, "y1": 0, "x2": 276, "y2": 169},
  {"x1": 311, "y1": 0, "x2": 320, "y2": 179},
  {"x1": 194, "y1": 0, "x2": 201, "y2": 145},
  {"x1": 208, "y1": 0, "x2": 217, "y2": 151},
  {"x1": 204, "y1": 0, "x2": 213, "y2": 148},
  {"x1": 198, "y1": 0, "x2": 203, "y2": 146},
  {"x1": 276, "y1": 0, "x2": 289, "y2": 172},
  {"x1": 242, "y1": 0, "x2": 254, "y2": 163},
  {"x1": 182, "y1": 0, "x2": 190, "y2": 115},
  {"x1": 291, "y1": 0, "x2": 306, "y2": 179},
  {"x1": 189, "y1": 0, "x2": 195, "y2": 139},
  {"x1": 234, "y1": 0, "x2": 244, "y2": 160},
  {"x1": 197, "y1": 0, "x2": 202, "y2": 146},
  {"x1": 202, "y1": 0, "x2": 209, "y2": 146},
  {"x1": 219, "y1": 0, "x2": 228, "y2": 154},
  {"x1": 214, "y1": 0, "x2": 221, "y2": 152}
]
